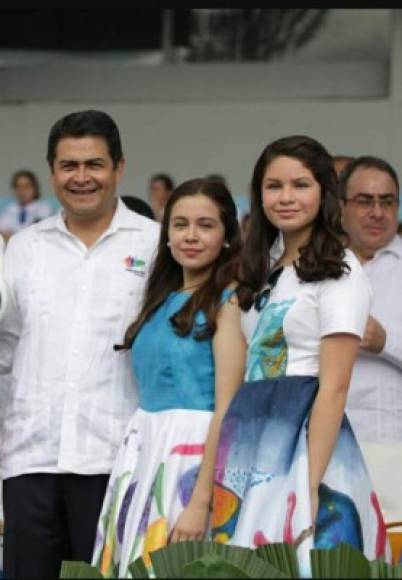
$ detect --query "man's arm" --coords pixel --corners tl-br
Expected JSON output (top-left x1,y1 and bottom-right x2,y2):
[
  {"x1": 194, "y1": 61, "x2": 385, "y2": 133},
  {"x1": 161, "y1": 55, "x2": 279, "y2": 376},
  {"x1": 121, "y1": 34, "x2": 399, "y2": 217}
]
[
  {"x1": 0, "y1": 237, "x2": 22, "y2": 374},
  {"x1": 360, "y1": 315, "x2": 402, "y2": 369}
]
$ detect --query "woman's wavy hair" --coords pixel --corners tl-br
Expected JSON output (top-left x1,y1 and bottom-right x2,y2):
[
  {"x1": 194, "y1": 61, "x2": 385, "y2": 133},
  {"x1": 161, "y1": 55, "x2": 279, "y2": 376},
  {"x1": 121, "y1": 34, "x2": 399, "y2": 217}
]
[
  {"x1": 117, "y1": 178, "x2": 241, "y2": 350},
  {"x1": 237, "y1": 135, "x2": 349, "y2": 310}
]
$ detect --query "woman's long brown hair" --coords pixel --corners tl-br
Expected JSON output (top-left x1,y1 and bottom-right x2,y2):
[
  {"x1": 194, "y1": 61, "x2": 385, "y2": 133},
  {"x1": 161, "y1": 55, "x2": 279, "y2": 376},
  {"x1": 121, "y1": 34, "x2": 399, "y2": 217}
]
[
  {"x1": 116, "y1": 178, "x2": 241, "y2": 350},
  {"x1": 237, "y1": 135, "x2": 349, "y2": 311}
]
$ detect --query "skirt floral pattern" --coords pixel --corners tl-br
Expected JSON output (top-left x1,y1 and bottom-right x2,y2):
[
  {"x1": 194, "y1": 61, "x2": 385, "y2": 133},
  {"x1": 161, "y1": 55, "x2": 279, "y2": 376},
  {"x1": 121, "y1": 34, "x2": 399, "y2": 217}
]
[
  {"x1": 210, "y1": 376, "x2": 391, "y2": 577},
  {"x1": 92, "y1": 408, "x2": 213, "y2": 578}
]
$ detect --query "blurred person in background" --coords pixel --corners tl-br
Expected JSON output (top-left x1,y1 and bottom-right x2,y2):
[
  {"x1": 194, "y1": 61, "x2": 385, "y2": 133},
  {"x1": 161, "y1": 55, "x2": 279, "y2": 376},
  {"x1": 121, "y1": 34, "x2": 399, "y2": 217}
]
[
  {"x1": 0, "y1": 170, "x2": 54, "y2": 240},
  {"x1": 341, "y1": 156, "x2": 402, "y2": 524},
  {"x1": 205, "y1": 173, "x2": 228, "y2": 187},
  {"x1": 120, "y1": 195, "x2": 155, "y2": 220},
  {"x1": 148, "y1": 172, "x2": 174, "y2": 222},
  {"x1": 240, "y1": 213, "x2": 250, "y2": 242},
  {"x1": 333, "y1": 155, "x2": 355, "y2": 178},
  {"x1": 206, "y1": 173, "x2": 250, "y2": 225}
]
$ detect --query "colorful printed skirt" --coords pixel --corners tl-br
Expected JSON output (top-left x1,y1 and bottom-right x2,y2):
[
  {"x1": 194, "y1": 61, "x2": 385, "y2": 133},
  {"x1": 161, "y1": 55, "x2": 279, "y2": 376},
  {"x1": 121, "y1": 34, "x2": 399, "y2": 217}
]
[
  {"x1": 211, "y1": 375, "x2": 391, "y2": 577},
  {"x1": 92, "y1": 407, "x2": 213, "y2": 578}
]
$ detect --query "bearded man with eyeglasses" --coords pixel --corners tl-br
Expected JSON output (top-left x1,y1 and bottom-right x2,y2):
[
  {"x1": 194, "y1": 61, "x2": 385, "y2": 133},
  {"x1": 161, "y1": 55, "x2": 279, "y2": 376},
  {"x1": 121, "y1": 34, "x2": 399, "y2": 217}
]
[{"x1": 340, "y1": 155, "x2": 402, "y2": 525}]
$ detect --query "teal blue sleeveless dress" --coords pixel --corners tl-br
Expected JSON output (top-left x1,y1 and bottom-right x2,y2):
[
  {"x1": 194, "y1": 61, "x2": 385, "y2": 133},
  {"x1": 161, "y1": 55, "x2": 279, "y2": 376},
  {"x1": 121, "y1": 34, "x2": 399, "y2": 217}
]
[{"x1": 92, "y1": 289, "x2": 232, "y2": 578}]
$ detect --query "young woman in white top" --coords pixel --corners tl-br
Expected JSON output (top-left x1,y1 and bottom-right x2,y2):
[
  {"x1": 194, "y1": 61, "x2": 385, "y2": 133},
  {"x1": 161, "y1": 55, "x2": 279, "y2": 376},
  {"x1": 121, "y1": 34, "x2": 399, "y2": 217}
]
[{"x1": 210, "y1": 135, "x2": 391, "y2": 576}]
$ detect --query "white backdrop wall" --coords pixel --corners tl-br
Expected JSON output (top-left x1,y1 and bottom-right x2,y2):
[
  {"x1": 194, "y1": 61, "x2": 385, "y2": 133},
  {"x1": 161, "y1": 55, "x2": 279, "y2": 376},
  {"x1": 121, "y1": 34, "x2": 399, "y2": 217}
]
[
  {"x1": 0, "y1": 7, "x2": 401, "y2": 201},
  {"x1": 0, "y1": 98, "x2": 394, "y2": 200}
]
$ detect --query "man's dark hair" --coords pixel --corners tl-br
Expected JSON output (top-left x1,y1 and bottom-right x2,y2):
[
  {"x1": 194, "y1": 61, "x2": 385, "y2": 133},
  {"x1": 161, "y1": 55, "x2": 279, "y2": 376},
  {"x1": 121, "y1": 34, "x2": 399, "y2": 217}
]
[
  {"x1": 47, "y1": 110, "x2": 123, "y2": 169},
  {"x1": 339, "y1": 155, "x2": 400, "y2": 200},
  {"x1": 149, "y1": 173, "x2": 174, "y2": 191},
  {"x1": 120, "y1": 196, "x2": 155, "y2": 220}
]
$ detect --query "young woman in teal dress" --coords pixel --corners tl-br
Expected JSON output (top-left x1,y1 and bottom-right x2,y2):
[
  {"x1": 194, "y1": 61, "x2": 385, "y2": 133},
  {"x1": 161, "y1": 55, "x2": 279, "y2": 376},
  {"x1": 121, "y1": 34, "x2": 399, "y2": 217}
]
[
  {"x1": 211, "y1": 136, "x2": 391, "y2": 575},
  {"x1": 92, "y1": 178, "x2": 246, "y2": 577}
]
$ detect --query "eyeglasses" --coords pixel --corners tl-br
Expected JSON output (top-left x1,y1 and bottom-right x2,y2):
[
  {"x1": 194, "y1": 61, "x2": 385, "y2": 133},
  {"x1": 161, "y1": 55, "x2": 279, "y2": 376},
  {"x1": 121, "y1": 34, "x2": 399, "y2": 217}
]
[
  {"x1": 254, "y1": 266, "x2": 284, "y2": 312},
  {"x1": 344, "y1": 195, "x2": 399, "y2": 212}
]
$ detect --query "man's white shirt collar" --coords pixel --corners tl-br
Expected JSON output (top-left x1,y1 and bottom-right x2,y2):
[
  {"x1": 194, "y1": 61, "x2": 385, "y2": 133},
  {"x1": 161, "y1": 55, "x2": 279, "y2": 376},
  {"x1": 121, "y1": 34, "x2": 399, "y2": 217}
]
[
  {"x1": 37, "y1": 197, "x2": 147, "y2": 235},
  {"x1": 373, "y1": 234, "x2": 402, "y2": 260}
]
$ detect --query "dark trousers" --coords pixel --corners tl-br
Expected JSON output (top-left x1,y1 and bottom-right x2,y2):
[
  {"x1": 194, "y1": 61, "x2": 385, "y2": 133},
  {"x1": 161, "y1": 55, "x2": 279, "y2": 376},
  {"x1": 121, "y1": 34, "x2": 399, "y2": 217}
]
[{"x1": 3, "y1": 472, "x2": 109, "y2": 580}]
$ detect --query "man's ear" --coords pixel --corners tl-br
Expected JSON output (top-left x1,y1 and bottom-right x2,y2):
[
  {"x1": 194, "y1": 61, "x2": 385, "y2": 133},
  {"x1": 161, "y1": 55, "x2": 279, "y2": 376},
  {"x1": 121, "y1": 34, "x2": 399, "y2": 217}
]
[
  {"x1": 115, "y1": 158, "x2": 125, "y2": 184},
  {"x1": 49, "y1": 167, "x2": 56, "y2": 189}
]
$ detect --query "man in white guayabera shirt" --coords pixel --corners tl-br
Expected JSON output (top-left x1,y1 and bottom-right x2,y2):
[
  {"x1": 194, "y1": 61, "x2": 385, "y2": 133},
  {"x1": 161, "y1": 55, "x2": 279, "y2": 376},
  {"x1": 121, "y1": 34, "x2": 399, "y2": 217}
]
[
  {"x1": 340, "y1": 155, "x2": 402, "y2": 524},
  {"x1": 0, "y1": 110, "x2": 160, "y2": 579}
]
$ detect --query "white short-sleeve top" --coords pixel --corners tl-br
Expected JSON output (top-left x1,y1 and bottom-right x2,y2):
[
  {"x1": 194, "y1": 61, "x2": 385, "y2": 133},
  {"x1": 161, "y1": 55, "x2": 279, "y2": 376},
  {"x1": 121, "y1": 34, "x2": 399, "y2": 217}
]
[{"x1": 242, "y1": 249, "x2": 372, "y2": 380}]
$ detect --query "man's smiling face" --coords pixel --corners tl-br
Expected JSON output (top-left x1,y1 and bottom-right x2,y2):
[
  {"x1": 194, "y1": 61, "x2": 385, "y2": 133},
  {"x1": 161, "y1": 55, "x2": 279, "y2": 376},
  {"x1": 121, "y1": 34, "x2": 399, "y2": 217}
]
[{"x1": 50, "y1": 135, "x2": 124, "y2": 221}]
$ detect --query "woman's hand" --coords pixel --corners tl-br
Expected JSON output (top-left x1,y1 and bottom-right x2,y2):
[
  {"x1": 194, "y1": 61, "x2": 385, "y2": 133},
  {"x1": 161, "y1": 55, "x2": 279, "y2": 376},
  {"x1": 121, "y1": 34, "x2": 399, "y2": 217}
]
[
  {"x1": 360, "y1": 315, "x2": 386, "y2": 354},
  {"x1": 169, "y1": 500, "x2": 210, "y2": 543}
]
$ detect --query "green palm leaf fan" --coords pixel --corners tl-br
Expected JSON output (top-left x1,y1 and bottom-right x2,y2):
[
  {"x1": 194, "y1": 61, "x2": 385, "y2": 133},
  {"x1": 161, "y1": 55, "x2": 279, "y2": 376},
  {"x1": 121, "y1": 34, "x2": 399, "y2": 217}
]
[
  {"x1": 310, "y1": 542, "x2": 371, "y2": 579},
  {"x1": 256, "y1": 542, "x2": 300, "y2": 578},
  {"x1": 369, "y1": 558, "x2": 402, "y2": 579},
  {"x1": 143, "y1": 540, "x2": 287, "y2": 578},
  {"x1": 129, "y1": 556, "x2": 150, "y2": 578},
  {"x1": 60, "y1": 560, "x2": 103, "y2": 578}
]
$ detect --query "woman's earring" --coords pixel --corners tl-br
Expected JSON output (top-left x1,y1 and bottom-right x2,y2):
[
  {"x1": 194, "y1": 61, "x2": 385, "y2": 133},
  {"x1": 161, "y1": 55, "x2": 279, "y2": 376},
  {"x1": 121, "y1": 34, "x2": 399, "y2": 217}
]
[
  {"x1": 167, "y1": 241, "x2": 171, "y2": 247},
  {"x1": 223, "y1": 241, "x2": 230, "y2": 248}
]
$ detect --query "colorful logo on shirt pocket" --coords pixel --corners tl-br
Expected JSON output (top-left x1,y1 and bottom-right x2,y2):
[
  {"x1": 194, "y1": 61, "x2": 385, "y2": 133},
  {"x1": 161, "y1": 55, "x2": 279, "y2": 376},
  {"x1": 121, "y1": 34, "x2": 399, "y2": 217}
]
[{"x1": 124, "y1": 256, "x2": 146, "y2": 277}]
